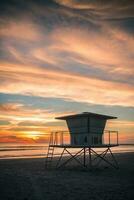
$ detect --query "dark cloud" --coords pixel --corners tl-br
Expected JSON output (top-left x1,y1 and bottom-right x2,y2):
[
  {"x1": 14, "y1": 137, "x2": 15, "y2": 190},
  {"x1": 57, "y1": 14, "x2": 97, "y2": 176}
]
[{"x1": 0, "y1": 120, "x2": 11, "y2": 125}]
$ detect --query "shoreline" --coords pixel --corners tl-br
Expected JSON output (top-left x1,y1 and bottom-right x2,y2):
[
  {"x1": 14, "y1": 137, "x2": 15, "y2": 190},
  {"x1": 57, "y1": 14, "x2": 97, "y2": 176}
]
[{"x1": 0, "y1": 146, "x2": 134, "y2": 160}]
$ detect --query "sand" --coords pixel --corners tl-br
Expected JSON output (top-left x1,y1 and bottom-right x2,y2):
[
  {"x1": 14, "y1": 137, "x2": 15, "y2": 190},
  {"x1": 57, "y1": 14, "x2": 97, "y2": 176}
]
[{"x1": 0, "y1": 152, "x2": 134, "y2": 200}]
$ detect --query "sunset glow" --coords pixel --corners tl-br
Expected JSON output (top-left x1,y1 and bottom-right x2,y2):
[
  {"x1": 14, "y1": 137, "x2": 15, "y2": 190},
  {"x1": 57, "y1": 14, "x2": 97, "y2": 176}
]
[{"x1": 0, "y1": 0, "x2": 133, "y2": 144}]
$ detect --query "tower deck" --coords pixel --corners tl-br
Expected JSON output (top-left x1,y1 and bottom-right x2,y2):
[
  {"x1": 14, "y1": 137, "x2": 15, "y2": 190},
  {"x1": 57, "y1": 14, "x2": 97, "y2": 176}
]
[
  {"x1": 50, "y1": 144, "x2": 119, "y2": 148},
  {"x1": 45, "y1": 130, "x2": 119, "y2": 169}
]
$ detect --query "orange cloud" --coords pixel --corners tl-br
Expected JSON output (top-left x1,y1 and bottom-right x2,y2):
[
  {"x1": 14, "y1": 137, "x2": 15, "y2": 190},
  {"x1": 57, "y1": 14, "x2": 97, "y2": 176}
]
[
  {"x1": 0, "y1": 62, "x2": 134, "y2": 106},
  {"x1": 0, "y1": 102, "x2": 133, "y2": 144},
  {"x1": 50, "y1": 27, "x2": 134, "y2": 75},
  {"x1": 0, "y1": 102, "x2": 54, "y2": 124},
  {"x1": 0, "y1": 134, "x2": 36, "y2": 143},
  {"x1": 107, "y1": 120, "x2": 134, "y2": 128},
  {"x1": 0, "y1": 63, "x2": 134, "y2": 106},
  {"x1": 0, "y1": 102, "x2": 70, "y2": 143},
  {"x1": 32, "y1": 48, "x2": 59, "y2": 65},
  {"x1": 0, "y1": 20, "x2": 42, "y2": 41}
]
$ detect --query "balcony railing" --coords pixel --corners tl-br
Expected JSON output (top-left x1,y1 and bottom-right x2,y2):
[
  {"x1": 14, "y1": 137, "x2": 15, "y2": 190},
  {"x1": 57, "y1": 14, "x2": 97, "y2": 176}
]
[{"x1": 49, "y1": 130, "x2": 119, "y2": 146}]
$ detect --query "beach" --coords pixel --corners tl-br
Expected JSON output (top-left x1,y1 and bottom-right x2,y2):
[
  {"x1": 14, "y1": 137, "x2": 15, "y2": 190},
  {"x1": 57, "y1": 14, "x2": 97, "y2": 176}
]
[{"x1": 0, "y1": 152, "x2": 134, "y2": 200}]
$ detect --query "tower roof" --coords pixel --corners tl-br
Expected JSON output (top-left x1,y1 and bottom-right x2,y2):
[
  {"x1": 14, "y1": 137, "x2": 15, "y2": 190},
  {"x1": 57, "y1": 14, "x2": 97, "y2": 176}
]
[{"x1": 55, "y1": 112, "x2": 117, "y2": 120}]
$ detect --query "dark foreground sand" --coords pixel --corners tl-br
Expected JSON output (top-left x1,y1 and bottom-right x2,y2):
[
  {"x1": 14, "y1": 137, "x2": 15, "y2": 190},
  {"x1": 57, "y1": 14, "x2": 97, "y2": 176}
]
[{"x1": 0, "y1": 152, "x2": 134, "y2": 200}]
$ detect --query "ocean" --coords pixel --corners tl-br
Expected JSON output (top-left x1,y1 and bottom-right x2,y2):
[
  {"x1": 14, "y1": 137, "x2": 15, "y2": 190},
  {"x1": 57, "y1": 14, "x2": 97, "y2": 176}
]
[{"x1": 0, "y1": 143, "x2": 134, "y2": 159}]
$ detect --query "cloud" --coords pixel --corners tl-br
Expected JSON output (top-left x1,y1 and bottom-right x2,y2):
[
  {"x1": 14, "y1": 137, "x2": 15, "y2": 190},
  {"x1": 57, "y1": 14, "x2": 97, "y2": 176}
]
[
  {"x1": 55, "y1": 0, "x2": 134, "y2": 19},
  {"x1": 0, "y1": 19, "x2": 134, "y2": 108},
  {"x1": 0, "y1": 120, "x2": 11, "y2": 126},
  {"x1": 0, "y1": 134, "x2": 36, "y2": 143},
  {"x1": 50, "y1": 26, "x2": 134, "y2": 76},
  {"x1": 32, "y1": 48, "x2": 59, "y2": 65},
  {"x1": 0, "y1": 103, "x2": 23, "y2": 112},
  {"x1": 0, "y1": 1, "x2": 133, "y2": 88},
  {"x1": 1, "y1": 19, "x2": 133, "y2": 81},
  {"x1": 0, "y1": 102, "x2": 72, "y2": 137},
  {"x1": 18, "y1": 120, "x2": 65, "y2": 127},
  {"x1": 0, "y1": 101, "x2": 69, "y2": 143},
  {"x1": 0, "y1": 102, "x2": 54, "y2": 125},
  {"x1": 0, "y1": 19, "x2": 42, "y2": 41},
  {"x1": 0, "y1": 62, "x2": 133, "y2": 107}
]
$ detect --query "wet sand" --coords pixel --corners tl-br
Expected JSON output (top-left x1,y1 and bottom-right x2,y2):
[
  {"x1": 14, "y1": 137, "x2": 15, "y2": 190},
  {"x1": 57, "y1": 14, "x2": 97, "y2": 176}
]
[{"x1": 0, "y1": 152, "x2": 134, "y2": 200}]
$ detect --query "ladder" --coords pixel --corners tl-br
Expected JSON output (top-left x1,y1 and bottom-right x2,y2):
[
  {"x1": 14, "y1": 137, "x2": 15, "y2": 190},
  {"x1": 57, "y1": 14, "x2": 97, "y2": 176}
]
[{"x1": 45, "y1": 132, "x2": 55, "y2": 168}]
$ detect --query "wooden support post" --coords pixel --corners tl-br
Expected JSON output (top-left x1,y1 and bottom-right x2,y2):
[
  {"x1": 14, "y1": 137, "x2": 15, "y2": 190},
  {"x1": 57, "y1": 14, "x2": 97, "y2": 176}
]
[
  {"x1": 89, "y1": 148, "x2": 92, "y2": 168},
  {"x1": 109, "y1": 131, "x2": 110, "y2": 145},
  {"x1": 83, "y1": 148, "x2": 86, "y2": 167},
  {"x1": 117, "y1": 131, "x2": 119, "y2": 145}
]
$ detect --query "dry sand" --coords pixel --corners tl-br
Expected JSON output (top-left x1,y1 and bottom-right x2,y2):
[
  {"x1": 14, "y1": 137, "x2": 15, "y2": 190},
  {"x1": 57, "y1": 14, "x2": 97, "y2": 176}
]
[{"x1": 0, "y1": 152, "x2": 134, "y2": 200}]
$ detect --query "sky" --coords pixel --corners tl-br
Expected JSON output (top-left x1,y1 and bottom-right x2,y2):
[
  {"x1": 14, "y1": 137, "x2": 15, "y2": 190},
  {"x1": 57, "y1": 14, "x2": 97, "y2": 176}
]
[{"x1": 0, "y1": 0, "x2": 134, "y2": 144}]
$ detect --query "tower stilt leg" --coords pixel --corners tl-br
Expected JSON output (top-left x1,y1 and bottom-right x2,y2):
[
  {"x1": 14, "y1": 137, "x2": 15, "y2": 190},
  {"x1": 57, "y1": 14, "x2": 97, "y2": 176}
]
[
  {"x1": 83, "y1": 148, "x2": 86, "y2": 167},
  {"x1": 89, "y1": 147, "x2": 92, "y2": 168}
]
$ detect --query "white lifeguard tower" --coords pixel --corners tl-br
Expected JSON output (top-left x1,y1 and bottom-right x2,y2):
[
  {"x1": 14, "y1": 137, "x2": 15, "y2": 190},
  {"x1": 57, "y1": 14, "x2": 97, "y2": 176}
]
[{"x1": 45, "y1": 112, "x2": 119, "y2": 169}]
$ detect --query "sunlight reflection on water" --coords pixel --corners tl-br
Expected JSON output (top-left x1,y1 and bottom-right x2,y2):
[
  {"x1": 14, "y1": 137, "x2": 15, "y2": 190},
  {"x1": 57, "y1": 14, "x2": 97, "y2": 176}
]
[{"x1": 0, "y1": 143, "x2": 133, "y2": 159}]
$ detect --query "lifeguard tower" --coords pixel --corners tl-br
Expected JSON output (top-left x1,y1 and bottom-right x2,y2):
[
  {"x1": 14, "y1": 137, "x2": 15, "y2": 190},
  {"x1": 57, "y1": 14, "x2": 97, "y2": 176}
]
[{"x1": 45, "y1": 112, "x2": 119, "y2": 169}]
